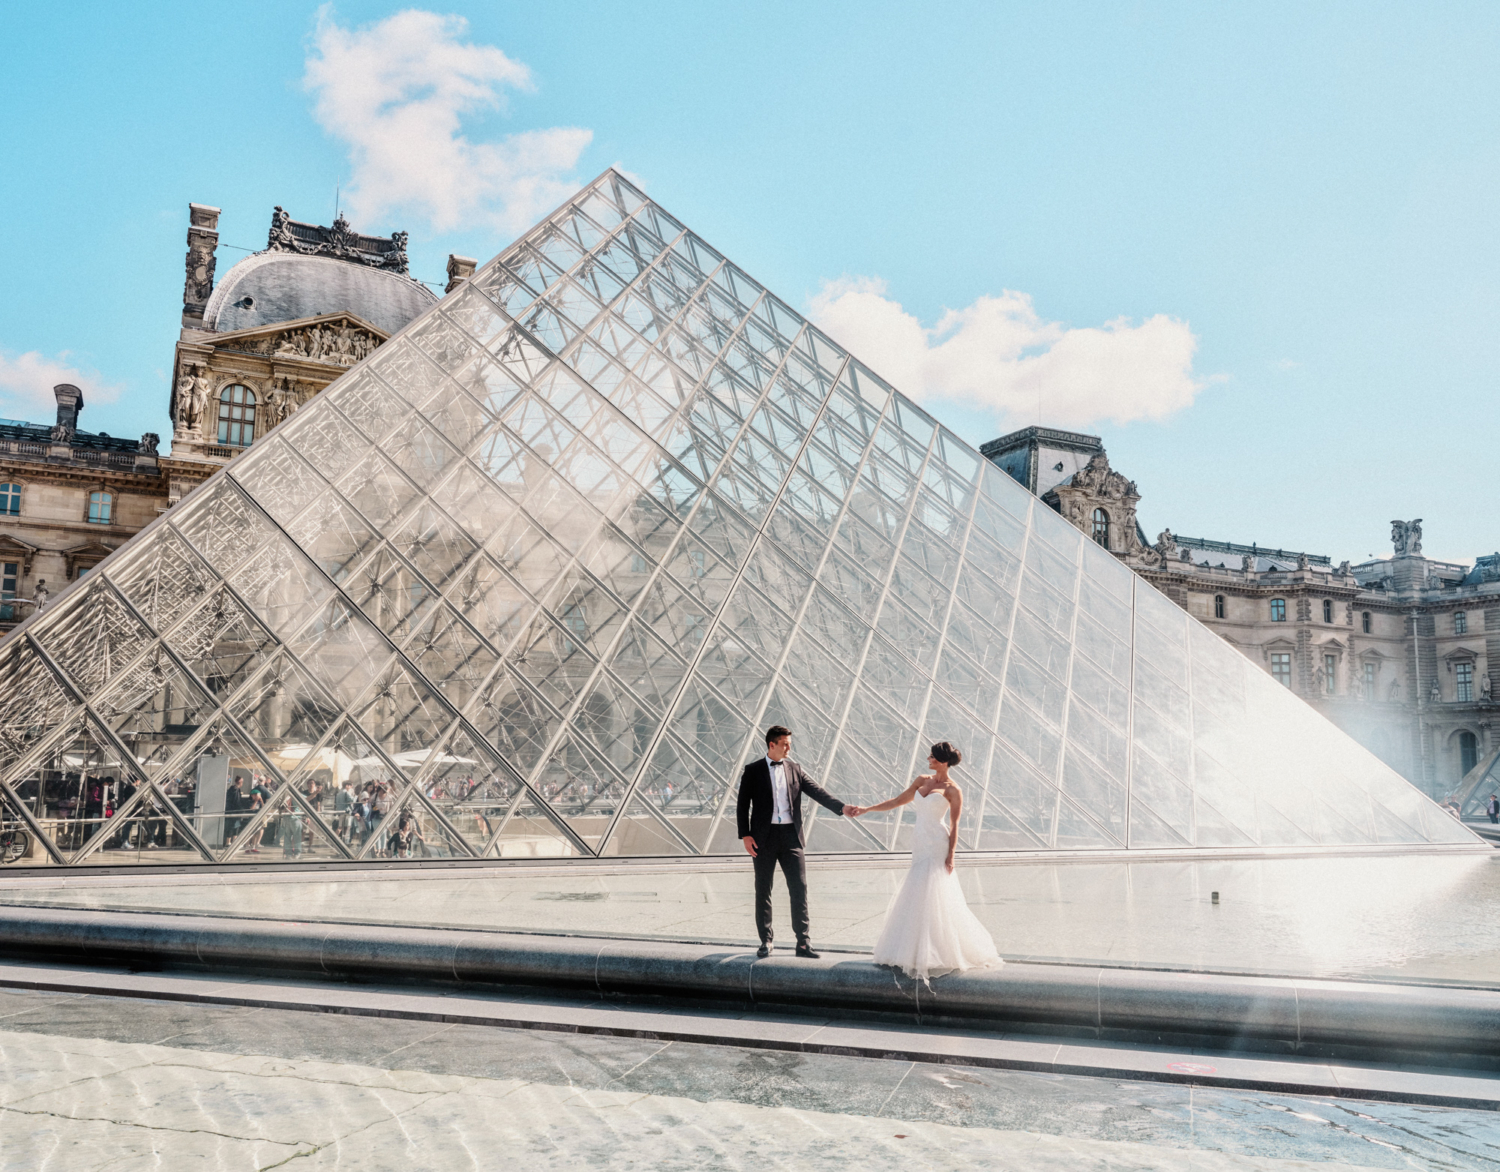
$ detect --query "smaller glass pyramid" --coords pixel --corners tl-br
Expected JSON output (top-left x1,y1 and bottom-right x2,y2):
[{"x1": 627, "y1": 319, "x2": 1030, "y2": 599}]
[{"x1": 0, "y1": 170, "x2": 1478, "y2": 867}]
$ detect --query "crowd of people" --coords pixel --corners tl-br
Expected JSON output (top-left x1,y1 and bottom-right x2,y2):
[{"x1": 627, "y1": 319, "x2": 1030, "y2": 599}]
[{"x1": 25, "y1": 763, "x2": 550, "y2": 860}]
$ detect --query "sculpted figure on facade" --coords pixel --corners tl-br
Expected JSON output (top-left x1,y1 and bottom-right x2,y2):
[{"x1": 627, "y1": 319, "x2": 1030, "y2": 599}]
[
  {"x1": 175, "y1": 366, "x2": 210, "y2": 435},
  {"x1": 1430, "y1": 677, "x2": 1442, "y2": 703},
  {"x1": 1154, "y1": 528, "x2": 1178, "y2": 560},
  {"x1": 266, "y1": 379, "x2": 301, "y2": 428},
  {"x1": 1391, "y1": 518, "x2": 1424, "y2": 557},
  {"x1": 1484, "y1": 674, "x2": 1493, "y2": 701},
  {"x1": 1241, "y1": 554, "x2": 1255, "y2": 573},
  {"x1": 139, "y1": 433, "x2": 159, "y2": 457}
]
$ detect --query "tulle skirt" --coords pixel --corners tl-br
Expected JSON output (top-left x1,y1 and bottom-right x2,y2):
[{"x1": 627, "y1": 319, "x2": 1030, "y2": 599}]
[{"x1": 871, "y1": 834, "x2": 1001, "y2": 980}]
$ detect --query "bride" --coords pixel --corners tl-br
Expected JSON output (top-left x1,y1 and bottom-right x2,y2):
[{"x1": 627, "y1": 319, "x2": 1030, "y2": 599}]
[{"x1": 846, "y1": 742, "x2": 1001, "y2": 980}]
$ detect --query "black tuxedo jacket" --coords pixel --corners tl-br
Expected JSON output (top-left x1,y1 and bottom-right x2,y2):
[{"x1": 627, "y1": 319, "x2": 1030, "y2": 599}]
[{"x1": 736, "y1": 757, "x2": 844, "y2": 847}]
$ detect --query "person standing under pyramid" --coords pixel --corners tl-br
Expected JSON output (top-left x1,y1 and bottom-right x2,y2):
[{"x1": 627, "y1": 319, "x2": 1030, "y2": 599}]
[{"x1": 737, "y1": 725, "x2": 854, "y2": 959}]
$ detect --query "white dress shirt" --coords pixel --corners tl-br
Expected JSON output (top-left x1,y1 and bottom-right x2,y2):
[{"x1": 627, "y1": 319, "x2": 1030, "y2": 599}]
[{"x1": 767, "y1": 756, "x2": 792, "y2": 824}]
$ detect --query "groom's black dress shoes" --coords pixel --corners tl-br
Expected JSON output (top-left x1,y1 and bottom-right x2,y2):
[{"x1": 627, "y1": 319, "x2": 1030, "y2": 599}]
[
  {"x1": 795, "y1": 944, "x2": 820, "y2": 959},
  {"x1": 756, "y1": 943, "x2": 772, "y2": 958}
]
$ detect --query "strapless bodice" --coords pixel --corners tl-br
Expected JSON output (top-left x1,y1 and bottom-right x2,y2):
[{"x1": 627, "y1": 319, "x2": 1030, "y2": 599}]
[{"x1": 911, "y1": 791, "x2": 951, "y2": 856}]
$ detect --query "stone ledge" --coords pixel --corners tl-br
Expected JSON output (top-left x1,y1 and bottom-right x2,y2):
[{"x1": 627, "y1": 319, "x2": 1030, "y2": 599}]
[{"x1": 2, "y1": 904, "x2": 1497, "y2": 1068}]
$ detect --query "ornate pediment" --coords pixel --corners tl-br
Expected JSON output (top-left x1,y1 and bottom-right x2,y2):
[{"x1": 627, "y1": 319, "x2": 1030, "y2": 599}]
[
  {"x1": 62, "y1": 539, "x2": 116, "y2": 578},
  {"x1": 211, "y1": 313, "x2": 389, "y2": 369},
  {"x1": 0, "y1": 532, "x2": 38, "y2": 574}
]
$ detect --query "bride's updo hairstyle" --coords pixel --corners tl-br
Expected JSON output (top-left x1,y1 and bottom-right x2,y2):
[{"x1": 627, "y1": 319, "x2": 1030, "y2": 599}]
[{"x1": 930, "y1": 741, "x2": 962, "y2": 767}]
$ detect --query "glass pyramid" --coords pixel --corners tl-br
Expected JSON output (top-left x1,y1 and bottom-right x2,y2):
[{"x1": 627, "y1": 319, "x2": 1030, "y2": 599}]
[{"x1": 0, "y1": 170, "x2": 1477, "y2": 866}]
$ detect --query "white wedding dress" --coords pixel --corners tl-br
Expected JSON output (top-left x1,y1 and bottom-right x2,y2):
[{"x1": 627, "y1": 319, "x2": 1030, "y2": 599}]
[{"x1": 871, "y1": 790, "x2": 1001, "y2": 980}]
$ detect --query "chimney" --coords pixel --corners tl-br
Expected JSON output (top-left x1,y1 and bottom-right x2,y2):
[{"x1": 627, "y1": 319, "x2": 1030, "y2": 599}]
[
  {"x1": 51, "y1": 384, "x2": 83, "y2": 449},
  {"x1": 53, "y1": 384, "x2": 84, "y2": 431},
  {"x1": 182, "y1": 203, "x2": 222, "y2": 328},
  {"x1": 445, "y1": 254, "x2": 477, "y2": 294}
]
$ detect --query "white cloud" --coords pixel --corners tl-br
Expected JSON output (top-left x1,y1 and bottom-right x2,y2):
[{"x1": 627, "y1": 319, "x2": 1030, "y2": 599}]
[
  {"x1": 808, "y1": 277, "x2": 1207, "y2": 428},
  {"x1": 304, "y1": 9, "x2": 593, "y2": 236},
  {"x1": 0, "y1": 350, "x2": 121, "y2": 423}
]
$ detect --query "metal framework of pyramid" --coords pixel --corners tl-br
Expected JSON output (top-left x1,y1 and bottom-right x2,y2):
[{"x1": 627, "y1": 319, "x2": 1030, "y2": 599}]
[{"x1": 0, "y1": 170, "x2": 1478, "y2": 868}]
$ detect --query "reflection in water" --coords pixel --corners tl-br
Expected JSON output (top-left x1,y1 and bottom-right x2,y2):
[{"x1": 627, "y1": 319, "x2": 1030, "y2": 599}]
[{"x1": 1, "y1": 851, "x2": 1495, "y2": 986}]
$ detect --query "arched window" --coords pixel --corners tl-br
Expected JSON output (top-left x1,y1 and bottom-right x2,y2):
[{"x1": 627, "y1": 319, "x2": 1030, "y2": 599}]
[
  {"x1": 217, "y1": 384, "x2": 257, "y2": 447},
  {"x1": 1090, "y1": 508, "x2": 1110, "y2": 547},
  {"x1": 1322, "y1": 599, "x2": 1333, "y2": 623},
  {"x1": 1460, "y1": 730, "x2": 1479, "y2": 776},
  {"x1": 1269, "y1": 598, "x2": 1286, "y2": 622},
  {"x1": 86, "y1": 491, "x2": 112, "y2": 524},
  {"x1": 1362, "y1": 611, "x2": 1372, "y2": 634},
  {"x1": 1454, "y1": 611, "x2": 1468, "y2": 635},
  {"x1": 0, "y1": 483, "x2": 19, "y2": 516},
  {"x1": 1213, "y1": 594, "x2": 1225, "y2": 619}
]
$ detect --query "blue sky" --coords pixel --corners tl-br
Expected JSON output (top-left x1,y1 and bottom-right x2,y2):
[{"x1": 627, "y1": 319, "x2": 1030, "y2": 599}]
[{"x1": 2, "y1": 2, "x2": 1497, "y2": 562}]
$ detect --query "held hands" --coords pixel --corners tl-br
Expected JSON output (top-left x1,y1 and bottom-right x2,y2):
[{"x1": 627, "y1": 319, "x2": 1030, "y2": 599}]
[{"x1": 843, "y1": 805, "x2": 864, "y2": 817}]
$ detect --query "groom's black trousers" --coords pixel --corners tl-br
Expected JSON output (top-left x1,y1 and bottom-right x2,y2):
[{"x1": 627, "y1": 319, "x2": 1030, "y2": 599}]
[{"x1": 753, "y1": 824, "x2": 809, "y2": 946}]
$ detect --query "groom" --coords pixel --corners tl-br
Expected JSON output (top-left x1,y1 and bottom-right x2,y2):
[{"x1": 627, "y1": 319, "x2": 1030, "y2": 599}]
[{"x1": 737, "y1": 725, "x2": 852, "y2": 959}]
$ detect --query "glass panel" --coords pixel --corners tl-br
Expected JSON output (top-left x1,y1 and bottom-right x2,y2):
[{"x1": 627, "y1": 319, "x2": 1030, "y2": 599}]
[
  {"x1": 173, "y1": 481, "x2": 280, "y2": 577},
  {"x1": 0, "y1": 639, "x2": 82, "y2": 783},
  {"x1": 91, "y1": 647, "x2": 217, "y2": 778},
  {"x1": 491, "y1": 788, "x2": 581, "y2": 858},
  {"x1": 284, "y1": 404, "x2": 372, "y2": 489},
  {"x1": 227, "y1": 652, "x2": 344, "y2": 761},
  {"x1": 34, "y1": 580, "x2": 156, "y2": 697},
  {"x1": 416, "y1": 724, "x2": 523, "y2": 853},
  {"x1": 106, "y1": 528, "x2": 217, "y2": 634},
  {"x1": 327, "y1": 370, "x2": 414, "y2": 446},
  {"x1": 225, "y1": 532, "x2": 335, "y2": 641},
  {"x1": 599, "y1": 792, "x2": 695, "y2": 857},
  {"x1": 229, "y1": 436, "x2": 324, "y2": 528},
  {"x1": 286, "y1": 595, "x2": 393, "y2": 706},
  {"x1": 166, "y1": 586, "x2": 279, "y2": 707}
]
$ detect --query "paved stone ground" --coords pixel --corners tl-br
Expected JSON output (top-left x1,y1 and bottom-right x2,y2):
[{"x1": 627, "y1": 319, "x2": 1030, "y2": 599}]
[
  {"x1": 5, "y1": 851, "x2": 1499, "y2": 984},
  {"x1": 1, "y1": 987, "x2": 1497, "y2": 1170}
]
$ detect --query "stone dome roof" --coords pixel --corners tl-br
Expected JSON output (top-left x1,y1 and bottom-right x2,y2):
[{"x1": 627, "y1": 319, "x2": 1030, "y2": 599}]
[{"x1": 203, "y1": 252, "x2": 437, "y2": 337}]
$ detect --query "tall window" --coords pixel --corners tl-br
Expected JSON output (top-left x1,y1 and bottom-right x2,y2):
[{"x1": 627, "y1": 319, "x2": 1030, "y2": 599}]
[
  {"x1": 1270, "y1": 652, "x2": 1292, "y2": 687},
  {"x1": 630, "y1": 553, "x2": 648, "y2": 574},
  {"x1": 1460, "y1": 731, "x2": 1479, "y2": 776},
  {"x1": 1091, "y1": 508, "x2": 1110, "y2": 547},
  {"x1": 1362, "y1": 611, "x2": 1372, "y2": 634},
  {"x1": 1270, "y1": 598, "x2": 1286, "y2": 622},
  {"x1": 1457, "y1": 662, "x2": 1474, "y2": 703},
  {"x1": 1324, "y1": 653, "x2": 1337, "y2": 695},
  {"x1": 1454, "y1": 611, "x2": 1468, "y2": 635},
  {"x1": 1322, "y1": 599, "x2": 1333, "y2": 623},
  {"x1": 86, "y1": 491, "x2": 112, "y2": 524},
  {"x1": 1364, "y1": 662, "x2": 1376, "y2": 692},
  {"x1": 217, "y1": 384, "x2": 257, "y2": 447},
  {"x1": 0, "y1": 562, "x2": 16, "y2": 622},
  {"x1": 1213, "y1": 594, "x2": 1225, "y2": 619},
  {"x1": 0, "y1": 483, "x2": 19, "y2": 516}
]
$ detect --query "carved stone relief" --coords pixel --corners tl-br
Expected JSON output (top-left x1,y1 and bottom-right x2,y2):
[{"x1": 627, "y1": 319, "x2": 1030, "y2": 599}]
[{"x1": 230, "y1": 323, "x2": 378, "y2": 367}]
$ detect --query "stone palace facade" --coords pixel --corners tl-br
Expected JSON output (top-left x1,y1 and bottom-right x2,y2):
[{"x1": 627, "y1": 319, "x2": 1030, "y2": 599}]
[
  {"x1": 983, "y1": 426, "x2": 1498, "y2": 799},
  {"x1": 0, "y1": 203, "x2": 474, "y2": 636}
]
